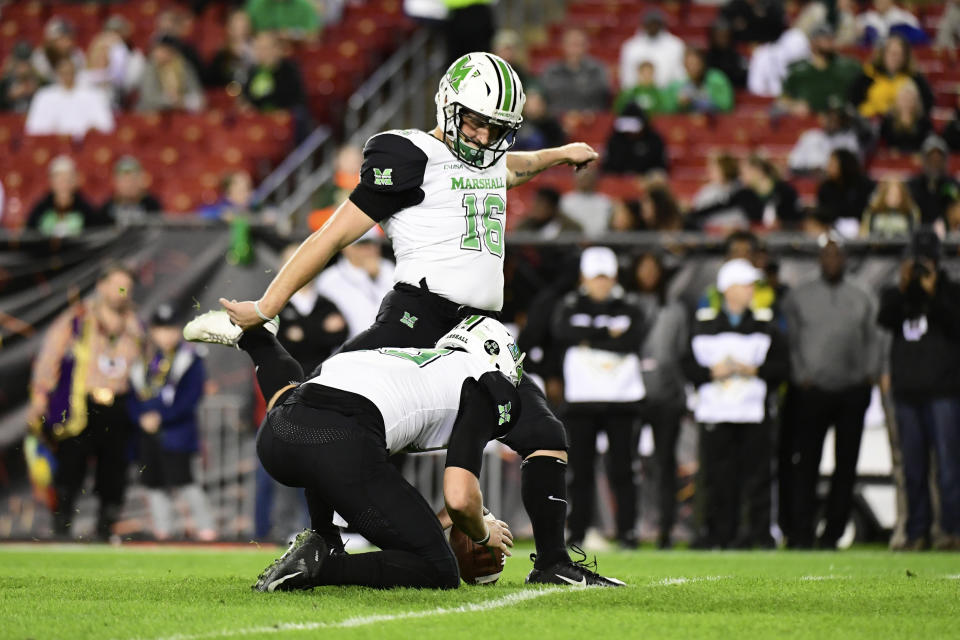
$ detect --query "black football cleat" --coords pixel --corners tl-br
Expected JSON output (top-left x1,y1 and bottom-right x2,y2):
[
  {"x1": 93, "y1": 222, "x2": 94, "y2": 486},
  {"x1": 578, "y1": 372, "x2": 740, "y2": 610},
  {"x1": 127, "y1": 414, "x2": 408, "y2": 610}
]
[
  {"x1": 253, "y1": 529, "x2": 328, "y2": 592},
  {"x1": 525, "y1": 546, "x2": 626, "y2": 587}
]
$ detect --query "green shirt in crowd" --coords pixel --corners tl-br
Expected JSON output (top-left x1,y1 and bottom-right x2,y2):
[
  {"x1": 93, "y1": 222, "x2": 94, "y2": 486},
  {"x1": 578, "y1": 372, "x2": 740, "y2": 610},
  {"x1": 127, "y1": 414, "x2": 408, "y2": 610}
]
[
  {"x1": 782, "y1": 55, "x2": 862, "y2": 113},
  {"x1": 660, "y1": 69, "x2": 734, "y2": 114},
  {"x1": 245, "y1": 0, "x2": 320, "y2": 35},
  {"x1": 613, "y1": 85, "x2": 666, "y2": 115}
]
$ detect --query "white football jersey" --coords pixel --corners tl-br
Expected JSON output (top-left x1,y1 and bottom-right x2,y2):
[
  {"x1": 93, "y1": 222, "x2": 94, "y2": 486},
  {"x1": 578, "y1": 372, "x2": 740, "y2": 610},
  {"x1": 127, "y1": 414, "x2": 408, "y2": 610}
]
[
  {"x1": 353, "y1": 129, "x2": 509, "y2": 311},
  {"x1": 304, "y1": 347, "x2": 497, "y2": 453}
]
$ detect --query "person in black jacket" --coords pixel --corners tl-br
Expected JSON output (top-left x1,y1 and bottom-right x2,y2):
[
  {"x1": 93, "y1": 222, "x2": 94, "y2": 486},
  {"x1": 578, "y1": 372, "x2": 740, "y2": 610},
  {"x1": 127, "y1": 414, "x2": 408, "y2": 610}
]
[
  {"x1": 907, "y1": 135, "x2": 960, "y2": 226},
  {"x1": 27, "y1": 155, "x2": 104, "y2": 237},
  {"x1": 682, "y1": 258, "x2": 788, "y2": 549},
  {"x1": 242, "y1": 31, "x2": 310, "y2": 140},
  {"x1": 601, "y1": 103, "x2": 667, "y2": 176},
  {"x1": 552, "y1": 247, "x2": 647, "y2": 548},
  {"x1": 877, "y1": 229, "x2": 960, "y2": 551}
]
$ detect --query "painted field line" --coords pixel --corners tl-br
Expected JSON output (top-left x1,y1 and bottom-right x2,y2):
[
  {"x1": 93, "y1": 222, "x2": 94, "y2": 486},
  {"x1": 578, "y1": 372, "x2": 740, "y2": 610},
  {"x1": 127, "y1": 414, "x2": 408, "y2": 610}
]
[
  {"x1": 133, "y1": 587, "x2": 568, "y2": 640},
  {"x1": 650, "y1": 575, "x2": 728, "y2": 586}
]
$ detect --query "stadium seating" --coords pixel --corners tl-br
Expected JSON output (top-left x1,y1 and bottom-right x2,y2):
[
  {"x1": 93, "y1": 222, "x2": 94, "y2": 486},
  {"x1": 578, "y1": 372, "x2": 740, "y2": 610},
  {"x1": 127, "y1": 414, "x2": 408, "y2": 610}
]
[
  {"x1": 522, "y1": 0, "x2": 959, "y2": 220},
  {"x1": 0, "y1": 0, "x2": 415, "y2": 223}
]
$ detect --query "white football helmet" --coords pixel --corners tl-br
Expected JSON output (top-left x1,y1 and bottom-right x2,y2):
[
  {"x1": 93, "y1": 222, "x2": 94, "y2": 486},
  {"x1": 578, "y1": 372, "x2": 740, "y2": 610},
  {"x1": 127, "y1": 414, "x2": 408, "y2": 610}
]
[
  {"x1": 435, "y1": 52, "x2": 525, "y2": 169},
  {"x1": 436, "y1": 315, "x2": 525, "y2": 386}
]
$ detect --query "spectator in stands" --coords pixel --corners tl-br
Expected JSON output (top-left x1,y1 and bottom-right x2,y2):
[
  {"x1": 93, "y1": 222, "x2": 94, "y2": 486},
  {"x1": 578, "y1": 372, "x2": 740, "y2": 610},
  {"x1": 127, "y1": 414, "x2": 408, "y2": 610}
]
[
  {"x1": 443, "y1": 0, "x2": 495, "y2": 64},
  {"x1": 618, "y1": 9, "x2": 686, "y2": 90},
  {"x1": 78, "y1": 33, "x2": 125, "y2": 107},
  {"x1": 746, "y1": 2, "x2": 823, "y2": 98},
  {"x1": 935, "y1": 0, "x2": 960, "y2": 60},
  {"x1": 102, "y1": 15, "x2": 147, "y2": 99},
  {"x1": 552, "y1": 247, "x2": 647, "y2": 548},
  {"x1": 99, "y1": 156, "x2": 163, "y2": 225},
  {"x1": 539, "y1": 28, "x2": 610, "y2": 114},
  {"x1": 242, "y1": 31, "x2": 306, "y2": 112},
  {"x1": 781, "y1": 234, "x2": 878, "y2": 549},
  {"x1": 559, "y1": 165, "x2": 613, "y2": 237},
  {"x1": 277, "y1": 244, "x2": 349, "y2": 373},
  {"x1": 778, "y1": 23, "x2": 862, "y2": 116},
  {"x1": 28, "y1": 261, "x2": 143, "y2": 540},
  {"x1": 25, "y1": 57, "x2": 114, "y2": 139},
  {"x1": 0, "y1": 42, "x2": 41, "y2": 112},
  {"x1": 815, "y1": 149, "x2": 876, "y2": 237},
  {"x1": 492, "y1": 30, "x2": 531, "y2": 91},
  {"x1": 31, "y1": 17, "x2": 85, "y2": 84},
  {"x1": 315, "y1": 229, "x2": 394, "y2": 341},
  {"x1": 740, "y1": 154, "x2": 800, "y2": 229},
  {"x1": 661, "y1": 48, "x2": 733, "y2": 115},
  {"x1": 908, "y1": 136, "x2": 960, "y2": 227},
  {"x1": 515, "y1": 187, "x2": 583, "y2": 237},
  {"x1": 879, "y1": 81, "x2": 932, "y2": 154},
  {"x1": 638, "y1": 180, "x2": 683, "y2": 232},
  {"x1": 878, "y1": 229, "x2": 960, "y2": 551},
  {"x1": 687, "y1": 152, "x2": 750, "y2": 231},
  {"x1": 613, "y1": 61, "x2": 665, "y2": 116},
  {"x1": 136, "y1": 36, "x2": 205, "y2": 113},
  {"x1": 129, "y1": 304, "x2": 216, "y2": 541},
  {"x1": 26, "y1": 156, "x2": 103, "y2": 237},
  {"x1": 788, "y1": 98, "x2": 863, "y2": 174},
  {"x1": 944, "y1": 90, "x2": 960, "y2": 152},
  {"x1": 946, "y1": 198, "x2": 960, "y2": 234},
  {"x1": 850, "y1": 35, "x2": 933, "y2": 119},
  {"x1": 861, "y1": 179, "x2": 921, "y2": 237},
  {"x1": 245, "y1": 0, "x2": 321, "y2": 40},
  {"x1": 682, "y1": 258, "x2": 787, "y2": 549},
  {"x1": 609, "y1": 201, "x2": 640, "y2": 232},
  {"x1": 207, "y1": 9, "x2": 254, "y2": 88},
  {"x1": 601, "y1": 104, "x2": 667, "y2": 176},
  {"x1": 513, "y1": 88, "x2": 566, "y2": 151},
  {"x1": 720, "y1": 0, "x2": 786, "y2": 44},
  {"x1": 856, "y1": 0, "x2": 926, "y2": 46},
  {"x1": 632, "y1": 252, "x2": 688, "y2": 548},
  {"x1": 201, "y1": 171, "x2": 254, "y2": 221},
  {"x1": 834, "y1": 0, "x2": 861, "y2": 47},
  {"x1": 705, "y1": 19, "x2": 747, "y2": 89},
  {"x1": 155, "y1": 7, "x2": 205, "y2": 78}
]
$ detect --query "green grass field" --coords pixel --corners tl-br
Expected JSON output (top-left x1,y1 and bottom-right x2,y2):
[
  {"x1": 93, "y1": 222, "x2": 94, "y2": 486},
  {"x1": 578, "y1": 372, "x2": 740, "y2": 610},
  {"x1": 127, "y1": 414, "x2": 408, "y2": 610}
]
[{"x1": 2, "y1": 544, "x2": 959, "y2": 640}]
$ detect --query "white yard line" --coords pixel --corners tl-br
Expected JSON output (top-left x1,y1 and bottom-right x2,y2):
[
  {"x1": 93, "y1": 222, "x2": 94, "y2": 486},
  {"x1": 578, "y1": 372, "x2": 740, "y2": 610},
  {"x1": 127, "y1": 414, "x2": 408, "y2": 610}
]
[
  {"x1": 134, "y1": 587, "x2": 568, "y2": 640},
  {"x1": 649, "y1": 576, "x2": 727, "y2": 586}
]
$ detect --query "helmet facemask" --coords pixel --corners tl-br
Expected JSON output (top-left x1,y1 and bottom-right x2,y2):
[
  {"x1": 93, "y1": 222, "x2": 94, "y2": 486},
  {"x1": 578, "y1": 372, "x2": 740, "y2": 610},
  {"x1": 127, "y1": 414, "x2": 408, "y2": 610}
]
[{"x1": 441, "y1": 103, "x2": 520, "y2": 169}]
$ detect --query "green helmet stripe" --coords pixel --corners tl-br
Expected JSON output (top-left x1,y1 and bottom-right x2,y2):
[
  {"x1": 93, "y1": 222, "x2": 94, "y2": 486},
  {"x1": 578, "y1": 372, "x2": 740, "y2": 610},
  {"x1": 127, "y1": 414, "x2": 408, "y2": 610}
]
[{"x1": 495, "y1": 58, "x2": 513, "y2": 112}]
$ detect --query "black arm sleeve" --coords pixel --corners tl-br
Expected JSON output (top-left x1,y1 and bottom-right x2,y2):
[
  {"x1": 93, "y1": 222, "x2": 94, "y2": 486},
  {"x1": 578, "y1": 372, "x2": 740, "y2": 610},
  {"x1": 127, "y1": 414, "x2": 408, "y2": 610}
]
[
  {"x1": 347, "y1": 133, "x2": 428, "y2": 222},
  {"x1": 757, "y1": 325, "x2": 789, "y2": 385},
  {"x1": 445, "y1": 372, "x2": 521, "y2": 477}
]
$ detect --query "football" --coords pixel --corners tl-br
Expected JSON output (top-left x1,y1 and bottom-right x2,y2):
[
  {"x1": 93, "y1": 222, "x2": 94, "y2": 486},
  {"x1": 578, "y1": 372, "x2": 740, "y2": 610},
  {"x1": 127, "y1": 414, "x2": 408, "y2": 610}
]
[{"x1": 449, "y1": 525, "x2": 506, "y2": 585}]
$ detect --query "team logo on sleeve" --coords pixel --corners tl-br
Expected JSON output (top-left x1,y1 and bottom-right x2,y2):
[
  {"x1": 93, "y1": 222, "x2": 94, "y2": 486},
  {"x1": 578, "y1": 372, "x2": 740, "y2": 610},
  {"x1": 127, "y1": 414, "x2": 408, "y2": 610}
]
[
  {"x1": 498, "y1": 402, "x2": 512, "y2": 426},
  {"x1": 373, "y1": 168, "x2": 393, "y2": 186},
  {"x1": 484, "y1": 339, "x2": 500, "y2": 355},
  {"x1": 400, "y1": 311, "x2": 418, "y2": 328}
]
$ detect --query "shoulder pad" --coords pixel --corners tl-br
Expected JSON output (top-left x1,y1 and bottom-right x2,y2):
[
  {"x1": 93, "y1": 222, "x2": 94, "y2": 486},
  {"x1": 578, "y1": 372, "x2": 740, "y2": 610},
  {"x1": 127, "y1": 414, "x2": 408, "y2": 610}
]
[
  {"x1": 695, "y1": 307, "x2": 718, "y2": 322},
  {"x1": 753, "y1": 308, "x2": 774, "y2": 322}
]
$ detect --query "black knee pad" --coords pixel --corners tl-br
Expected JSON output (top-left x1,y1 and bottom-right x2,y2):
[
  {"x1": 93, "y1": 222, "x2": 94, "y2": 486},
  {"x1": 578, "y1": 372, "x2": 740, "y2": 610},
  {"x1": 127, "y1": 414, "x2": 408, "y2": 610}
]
[{"x1": 499, "y1": 378, "x2": 568, "y2": 458}]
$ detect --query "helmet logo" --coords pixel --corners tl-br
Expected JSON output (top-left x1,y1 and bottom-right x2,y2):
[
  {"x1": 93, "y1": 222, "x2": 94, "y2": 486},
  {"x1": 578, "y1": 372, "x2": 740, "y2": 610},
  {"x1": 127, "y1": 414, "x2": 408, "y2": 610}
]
[
  {"x1": 447, "y1": 55, "x2": 473, "y2": 93},
  {"x1": 484, "y1": 339, "x2": 500, "y2": 355}
]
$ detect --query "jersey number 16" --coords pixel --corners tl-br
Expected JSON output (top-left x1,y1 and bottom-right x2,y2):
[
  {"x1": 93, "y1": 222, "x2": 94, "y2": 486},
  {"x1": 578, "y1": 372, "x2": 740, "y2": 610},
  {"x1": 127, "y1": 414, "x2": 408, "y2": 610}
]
[{"x1": 459, "y1": 193, "x2": 505, "y2": 257}]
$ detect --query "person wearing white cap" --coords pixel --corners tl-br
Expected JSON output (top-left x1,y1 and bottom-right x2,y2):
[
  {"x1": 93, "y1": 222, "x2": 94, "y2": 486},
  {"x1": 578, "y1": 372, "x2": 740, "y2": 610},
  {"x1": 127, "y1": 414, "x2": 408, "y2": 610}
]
[
  {"x1": 682, "y1": 258, "x2": 789, "y2": 549},
  {"x1": 552, "y1": 247, "x2": 647, "y2": 548}
]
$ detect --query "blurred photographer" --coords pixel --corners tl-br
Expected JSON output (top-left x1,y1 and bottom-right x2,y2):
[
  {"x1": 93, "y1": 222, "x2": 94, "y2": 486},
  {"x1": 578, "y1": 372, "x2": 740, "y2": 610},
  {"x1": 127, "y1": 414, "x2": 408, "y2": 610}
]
[{"x1": 877, "y1": 229, "x2": 960, "y2": 550}]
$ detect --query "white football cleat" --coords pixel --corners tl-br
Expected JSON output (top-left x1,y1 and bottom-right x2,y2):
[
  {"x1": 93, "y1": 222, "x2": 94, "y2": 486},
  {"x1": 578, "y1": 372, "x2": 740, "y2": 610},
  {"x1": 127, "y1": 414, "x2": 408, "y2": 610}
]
[{"x1": 183, "y1": 310, "x2": 278, "y2": 347}]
